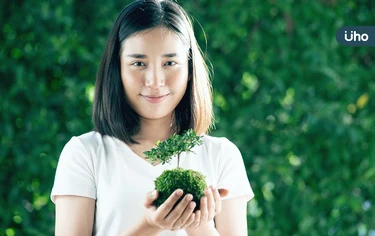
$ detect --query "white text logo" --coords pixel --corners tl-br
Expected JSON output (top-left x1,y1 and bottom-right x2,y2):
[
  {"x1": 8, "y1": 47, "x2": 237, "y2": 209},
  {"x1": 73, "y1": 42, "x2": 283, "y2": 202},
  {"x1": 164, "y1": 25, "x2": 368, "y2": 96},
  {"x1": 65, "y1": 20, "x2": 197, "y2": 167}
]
[{"x1": 344, "y1": 31, "x2": 369, "y2": 42}]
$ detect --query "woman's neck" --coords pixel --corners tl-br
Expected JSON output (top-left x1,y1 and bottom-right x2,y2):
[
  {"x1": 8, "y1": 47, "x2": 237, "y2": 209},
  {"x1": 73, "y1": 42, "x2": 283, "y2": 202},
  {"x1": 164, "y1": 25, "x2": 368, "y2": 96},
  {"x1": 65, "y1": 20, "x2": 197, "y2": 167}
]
[{"x1": 133, "y1": 116, "x2": 175, "y2": 144}]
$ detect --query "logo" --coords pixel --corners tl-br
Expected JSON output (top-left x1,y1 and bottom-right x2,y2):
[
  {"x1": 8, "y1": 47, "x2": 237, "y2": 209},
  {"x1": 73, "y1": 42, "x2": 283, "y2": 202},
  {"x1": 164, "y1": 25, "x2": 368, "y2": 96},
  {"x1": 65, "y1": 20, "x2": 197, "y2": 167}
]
[
  {"x1": 336, "y1": 26, "x2": 375, "y2": 46},
  {"x1": 344, "y1": 31, "x2": 369, "y2": 42}
]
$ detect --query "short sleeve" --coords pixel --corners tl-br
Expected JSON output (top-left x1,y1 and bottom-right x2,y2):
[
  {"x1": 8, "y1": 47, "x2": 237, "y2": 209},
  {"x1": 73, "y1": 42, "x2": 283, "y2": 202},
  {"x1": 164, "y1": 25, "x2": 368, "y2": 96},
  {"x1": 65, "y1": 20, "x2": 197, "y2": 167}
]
[
  {"x1": 51, "y1": 137, "x2": 96, "y2": 203},
  {"x1": 216, "y1": 139, "x2": 254, "y2": 201}
]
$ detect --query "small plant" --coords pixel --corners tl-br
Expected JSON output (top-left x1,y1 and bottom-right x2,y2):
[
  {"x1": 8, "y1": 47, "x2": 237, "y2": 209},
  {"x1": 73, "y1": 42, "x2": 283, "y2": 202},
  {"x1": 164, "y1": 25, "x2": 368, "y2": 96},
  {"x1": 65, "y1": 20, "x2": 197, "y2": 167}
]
[{"x1": 144, "y1": 129, "x2": 207, "y2": 210}]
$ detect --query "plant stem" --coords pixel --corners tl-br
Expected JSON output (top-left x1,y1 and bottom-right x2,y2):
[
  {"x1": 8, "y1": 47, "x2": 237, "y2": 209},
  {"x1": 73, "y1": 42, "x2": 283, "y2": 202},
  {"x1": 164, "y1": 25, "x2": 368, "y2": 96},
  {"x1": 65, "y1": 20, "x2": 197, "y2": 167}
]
[{"x1": 177, "y1": 153, "x2": 180, "y2": 168}]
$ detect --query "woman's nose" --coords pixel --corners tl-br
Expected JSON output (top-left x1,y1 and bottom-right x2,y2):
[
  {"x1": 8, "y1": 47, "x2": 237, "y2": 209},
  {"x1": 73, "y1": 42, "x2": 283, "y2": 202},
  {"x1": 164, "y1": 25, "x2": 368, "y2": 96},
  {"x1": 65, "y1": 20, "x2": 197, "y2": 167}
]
[{"x1": 145, "y1": 66, "x2": 165, "y2": 88}]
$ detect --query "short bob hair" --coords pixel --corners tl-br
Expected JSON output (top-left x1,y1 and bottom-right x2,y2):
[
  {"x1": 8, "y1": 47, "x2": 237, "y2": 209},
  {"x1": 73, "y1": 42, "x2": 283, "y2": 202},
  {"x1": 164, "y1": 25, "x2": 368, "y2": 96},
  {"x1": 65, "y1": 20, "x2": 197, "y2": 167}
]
[{"x1": 93, "y1": 0, "x2": 213, "y2": 144}]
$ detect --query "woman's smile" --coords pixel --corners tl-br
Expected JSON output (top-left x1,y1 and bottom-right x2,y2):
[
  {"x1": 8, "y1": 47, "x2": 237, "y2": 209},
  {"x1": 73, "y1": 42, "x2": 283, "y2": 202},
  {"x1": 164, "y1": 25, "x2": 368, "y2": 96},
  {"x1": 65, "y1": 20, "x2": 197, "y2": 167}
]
[{"x1": 141, "y1": 94, "x2": 170, "y2": 104}]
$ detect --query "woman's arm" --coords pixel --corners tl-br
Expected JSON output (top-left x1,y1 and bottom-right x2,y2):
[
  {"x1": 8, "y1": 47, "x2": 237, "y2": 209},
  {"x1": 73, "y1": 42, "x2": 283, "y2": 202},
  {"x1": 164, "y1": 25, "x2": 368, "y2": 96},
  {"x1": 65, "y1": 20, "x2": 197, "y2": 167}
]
[
  {"x1": 186, "y1": 191, "x2": 247, "y2": 236},
  {"x1": 55, "y1": 195, "x2": 163, "y2": 236},
  {"x1": 215, "y1": 196, "x2": 249, "y2": 236},
  {"x1": 55, "y1": 195, "x2": 95, "y2": 236},
  {"x1": 118, "y1": 217, "x2": 163, "y2": 236},
  {"x1": 186, "y1": 195, "x2": 249, "y2": 236},
  {"x1": 55, "y1": 190, "x2": 197, "y2": 236}
]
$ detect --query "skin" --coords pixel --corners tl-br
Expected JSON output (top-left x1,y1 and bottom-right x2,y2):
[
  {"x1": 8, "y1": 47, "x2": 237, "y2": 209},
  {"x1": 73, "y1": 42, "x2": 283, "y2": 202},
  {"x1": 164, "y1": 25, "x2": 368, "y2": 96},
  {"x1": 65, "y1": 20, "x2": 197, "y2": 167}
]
[{"x1": 55, "y1": 27, "x2": 249, "y2": 236}]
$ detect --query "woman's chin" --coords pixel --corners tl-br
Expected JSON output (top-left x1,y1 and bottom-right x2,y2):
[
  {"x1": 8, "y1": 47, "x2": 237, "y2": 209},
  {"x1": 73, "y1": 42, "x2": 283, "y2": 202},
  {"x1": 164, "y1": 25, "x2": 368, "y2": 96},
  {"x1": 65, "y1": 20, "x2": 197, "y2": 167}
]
[{"x1": 139, "y1": 112, "x2": 174, "y2": 121}]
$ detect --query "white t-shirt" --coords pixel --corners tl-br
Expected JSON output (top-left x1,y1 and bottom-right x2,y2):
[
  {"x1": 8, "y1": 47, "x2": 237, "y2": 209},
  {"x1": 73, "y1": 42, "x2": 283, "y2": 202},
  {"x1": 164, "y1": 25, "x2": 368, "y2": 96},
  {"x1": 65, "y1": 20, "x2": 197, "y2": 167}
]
[{"x1": 51, "y1": 131, "x2": 254, "y2": 236}]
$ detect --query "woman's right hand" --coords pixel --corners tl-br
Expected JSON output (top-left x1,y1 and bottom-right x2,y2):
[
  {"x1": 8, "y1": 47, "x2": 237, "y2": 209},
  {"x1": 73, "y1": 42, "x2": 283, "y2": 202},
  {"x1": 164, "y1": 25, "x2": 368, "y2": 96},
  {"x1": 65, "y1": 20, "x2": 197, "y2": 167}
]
[{"x1": 144, "y1": 189, "x2": 197, "y2": 232}]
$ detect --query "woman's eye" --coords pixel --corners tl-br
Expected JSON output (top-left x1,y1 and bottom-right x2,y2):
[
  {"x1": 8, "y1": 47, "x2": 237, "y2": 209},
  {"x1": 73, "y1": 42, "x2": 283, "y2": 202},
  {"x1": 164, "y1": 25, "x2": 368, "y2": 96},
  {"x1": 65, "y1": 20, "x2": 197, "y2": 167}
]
[
  {"x1": 132, "y1": 62, "x2": 145, "y2": 67},
  {"x1": 164, "y1": 61, "x2": 176, "y2": 66}
]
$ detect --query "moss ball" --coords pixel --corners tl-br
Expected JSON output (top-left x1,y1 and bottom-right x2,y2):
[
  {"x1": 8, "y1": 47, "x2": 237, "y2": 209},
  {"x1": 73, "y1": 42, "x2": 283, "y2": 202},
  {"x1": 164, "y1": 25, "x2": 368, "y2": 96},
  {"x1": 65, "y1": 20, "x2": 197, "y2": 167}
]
[{"x1": 153, "y1": 168, "x2": 207, "y2": 211}]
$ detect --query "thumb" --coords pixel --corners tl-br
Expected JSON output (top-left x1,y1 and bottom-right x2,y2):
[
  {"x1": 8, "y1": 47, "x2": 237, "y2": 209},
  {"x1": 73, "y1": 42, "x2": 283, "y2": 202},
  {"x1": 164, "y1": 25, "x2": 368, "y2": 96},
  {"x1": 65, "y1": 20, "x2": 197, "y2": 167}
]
[{"x1": 144, "y1": 190, "x2": 158, "y2": 208}]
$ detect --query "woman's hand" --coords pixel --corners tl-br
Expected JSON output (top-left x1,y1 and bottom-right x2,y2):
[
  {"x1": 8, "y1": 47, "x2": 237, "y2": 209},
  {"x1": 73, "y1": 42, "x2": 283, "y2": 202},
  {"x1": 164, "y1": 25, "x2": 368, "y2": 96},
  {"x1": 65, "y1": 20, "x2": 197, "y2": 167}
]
[
  {"x1": 144, "y1": 189, "x2": 197, "y2": 232},
  {"x1": 187, "y1": 186, "x2": 229, "y2": 230}
]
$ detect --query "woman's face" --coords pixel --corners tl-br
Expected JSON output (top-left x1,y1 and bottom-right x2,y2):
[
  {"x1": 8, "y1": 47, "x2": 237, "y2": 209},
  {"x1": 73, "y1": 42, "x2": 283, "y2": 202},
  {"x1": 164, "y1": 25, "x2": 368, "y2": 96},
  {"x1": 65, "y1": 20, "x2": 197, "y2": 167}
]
[{"x1": 120, "y1": 27, "x2": 189, "y2": 121}]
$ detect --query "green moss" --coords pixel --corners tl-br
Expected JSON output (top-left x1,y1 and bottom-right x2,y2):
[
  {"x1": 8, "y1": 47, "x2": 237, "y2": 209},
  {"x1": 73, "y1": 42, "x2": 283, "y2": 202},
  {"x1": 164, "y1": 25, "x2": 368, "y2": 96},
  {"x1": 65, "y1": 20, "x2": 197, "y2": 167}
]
[{"x1": 153, "y1": 168, "x2": 207, "y2": 211}]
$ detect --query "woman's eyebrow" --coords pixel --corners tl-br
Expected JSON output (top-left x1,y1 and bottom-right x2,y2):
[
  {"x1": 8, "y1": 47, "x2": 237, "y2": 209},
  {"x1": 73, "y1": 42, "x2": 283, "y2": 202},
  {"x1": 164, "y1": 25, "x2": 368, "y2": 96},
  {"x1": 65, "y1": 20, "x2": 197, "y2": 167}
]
[
  {"x1": 126, "y1": 53, "x2": 179, "y2": 58},
  {"x1": 126, "y1": 54, "x2": 146, "y2": 58},
  {"x1": 162, "y1": 53, "x2": 178, "y2": 58}
]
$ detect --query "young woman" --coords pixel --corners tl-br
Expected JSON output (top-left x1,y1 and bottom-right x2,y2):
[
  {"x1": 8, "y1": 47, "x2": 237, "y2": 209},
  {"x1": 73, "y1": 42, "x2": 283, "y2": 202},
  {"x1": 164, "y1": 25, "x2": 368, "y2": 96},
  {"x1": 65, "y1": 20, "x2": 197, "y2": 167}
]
[{"x1": 51, "y1": 0, "x2": 254, "y2": 235}]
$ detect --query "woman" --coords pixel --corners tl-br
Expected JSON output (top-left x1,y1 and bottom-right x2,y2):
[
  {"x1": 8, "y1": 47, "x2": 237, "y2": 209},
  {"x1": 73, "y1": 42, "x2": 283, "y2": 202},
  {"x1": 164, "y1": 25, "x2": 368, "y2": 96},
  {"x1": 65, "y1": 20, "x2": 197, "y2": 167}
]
[{"x1": 51, "y1": 0, "x2": 254, "y2": 235}]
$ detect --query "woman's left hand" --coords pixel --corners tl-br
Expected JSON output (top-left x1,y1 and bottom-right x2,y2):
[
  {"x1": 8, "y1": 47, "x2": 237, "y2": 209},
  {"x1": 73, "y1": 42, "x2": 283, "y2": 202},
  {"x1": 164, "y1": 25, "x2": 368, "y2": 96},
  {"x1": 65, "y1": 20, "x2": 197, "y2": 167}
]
[{"x1": 186, "y1": 185, "x2": 229, "y2": 230}]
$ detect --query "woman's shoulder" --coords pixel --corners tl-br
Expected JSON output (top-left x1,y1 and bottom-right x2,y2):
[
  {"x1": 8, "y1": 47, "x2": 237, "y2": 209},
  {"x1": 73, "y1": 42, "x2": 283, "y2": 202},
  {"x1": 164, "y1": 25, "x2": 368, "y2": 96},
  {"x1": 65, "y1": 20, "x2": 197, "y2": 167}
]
[
  {"x1": 68, "y1": 131, "x2": 116, "y2": 151},
  {"x1": 201, "y1": 134, "x2": 239, "y2": 152},
  {"x1": 75, "y1": 131, "x2": 102, "y2": 142},
  {"x1": 202, "y1": 134, "x2": 227, "y2": 142}
]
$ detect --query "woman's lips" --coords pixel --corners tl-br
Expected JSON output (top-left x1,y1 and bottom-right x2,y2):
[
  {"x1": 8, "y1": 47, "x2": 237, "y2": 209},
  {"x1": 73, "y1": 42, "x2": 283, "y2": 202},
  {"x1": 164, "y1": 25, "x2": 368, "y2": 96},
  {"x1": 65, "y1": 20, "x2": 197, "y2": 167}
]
[{"x1": 142, "y1": 94, "x2": 169, "y2": 104}]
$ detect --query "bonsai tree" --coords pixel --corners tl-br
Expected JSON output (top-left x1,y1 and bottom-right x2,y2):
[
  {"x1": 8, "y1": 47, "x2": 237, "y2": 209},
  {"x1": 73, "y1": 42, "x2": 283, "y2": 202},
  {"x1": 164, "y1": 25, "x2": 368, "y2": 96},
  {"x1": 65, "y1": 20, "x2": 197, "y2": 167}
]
[{"x1": 144, "y1": 129, "x2": 207, "y2": 210}]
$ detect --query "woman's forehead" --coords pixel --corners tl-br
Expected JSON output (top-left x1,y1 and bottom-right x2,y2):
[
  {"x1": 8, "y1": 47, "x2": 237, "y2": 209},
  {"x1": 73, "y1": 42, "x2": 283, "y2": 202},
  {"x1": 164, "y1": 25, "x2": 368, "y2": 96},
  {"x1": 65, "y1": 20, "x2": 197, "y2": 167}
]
[{"x1": 121, "y1": 27, "x2": 189, "y2": 54}]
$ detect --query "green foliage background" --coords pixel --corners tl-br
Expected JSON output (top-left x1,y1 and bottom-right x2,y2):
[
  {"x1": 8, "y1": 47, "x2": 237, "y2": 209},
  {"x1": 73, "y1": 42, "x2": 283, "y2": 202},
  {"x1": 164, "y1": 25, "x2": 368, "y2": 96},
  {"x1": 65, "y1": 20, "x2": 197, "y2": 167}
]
[{"x1": 1, "y1": 0, "x2": 374, "y2": 235}]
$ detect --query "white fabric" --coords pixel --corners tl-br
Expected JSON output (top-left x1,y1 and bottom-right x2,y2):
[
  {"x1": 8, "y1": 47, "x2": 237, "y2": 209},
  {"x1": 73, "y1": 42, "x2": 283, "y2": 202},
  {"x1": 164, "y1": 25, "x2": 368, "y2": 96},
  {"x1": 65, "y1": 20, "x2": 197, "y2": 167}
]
[{"x1": 51, "y1": 131, "x2": 254, "y2": 236}]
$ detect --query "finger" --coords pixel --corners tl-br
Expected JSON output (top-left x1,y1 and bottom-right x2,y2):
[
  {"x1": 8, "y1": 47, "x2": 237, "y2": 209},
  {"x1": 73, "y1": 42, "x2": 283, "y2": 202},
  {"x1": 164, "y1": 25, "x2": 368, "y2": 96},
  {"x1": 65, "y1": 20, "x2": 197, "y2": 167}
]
[
  {"x1": 200, "y1": 195, "x2": 208, "y2": 223},
  {"x1": 167, "y1": 193, "x2": 194, "y2": 225},
  {"x1": 156, "y1": 189, "x2": 183, "y2": 219},
  {"x1": 218, "y1": 188, "x2": 229, "y2": 198},
  {"x1": 189, "y1": 210, "x2": 201, "y2": 229},
  {"x1": 205, "y1": 187, "x2": 216, "y2": 221},
  {"x1": 144, "y1": 190, "x2": 158, "y2": 209},
  {"x1": 180, "y1": 212, "x2": 195, "y2": 229},
  {"x1": 173, "y1": 200, "x2": 196, "y2": 229},
  {"x1": 211, "y1": 186, "x2": 222, "y2": 214}
]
